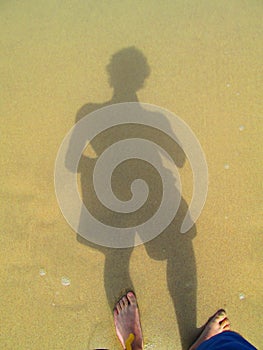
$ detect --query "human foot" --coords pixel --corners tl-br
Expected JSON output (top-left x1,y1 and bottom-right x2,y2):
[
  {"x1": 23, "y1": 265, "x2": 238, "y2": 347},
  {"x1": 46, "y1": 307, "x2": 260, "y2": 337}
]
[
  {"x1": 114, "y1": 292, "x2": 143, "y2": 350},
  {"x1": 189, "y1": 309, "x2": 231, "y2": 350}
]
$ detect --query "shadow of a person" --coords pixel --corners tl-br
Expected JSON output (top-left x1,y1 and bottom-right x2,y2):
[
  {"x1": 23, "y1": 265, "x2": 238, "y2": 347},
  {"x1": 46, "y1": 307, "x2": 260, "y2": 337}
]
[{"x1": 66, "y1": 46, "x2": 198, "y2": 349}]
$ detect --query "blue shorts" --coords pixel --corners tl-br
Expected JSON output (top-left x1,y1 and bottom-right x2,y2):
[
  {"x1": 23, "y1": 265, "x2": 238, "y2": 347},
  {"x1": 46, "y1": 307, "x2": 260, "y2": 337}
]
[{"x1": 197, "y1": 331, "x2": 257, "y2": 350}]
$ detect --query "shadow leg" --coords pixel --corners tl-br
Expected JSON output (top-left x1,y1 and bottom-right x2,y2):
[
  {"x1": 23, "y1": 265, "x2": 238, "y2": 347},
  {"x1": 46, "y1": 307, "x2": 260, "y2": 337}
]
[
  {"x1": 104, "y1": 247, "x2": 134, "y2": 310},
  {"x1": 167, "y1": 237, "x2": 198, "y2": 350}
]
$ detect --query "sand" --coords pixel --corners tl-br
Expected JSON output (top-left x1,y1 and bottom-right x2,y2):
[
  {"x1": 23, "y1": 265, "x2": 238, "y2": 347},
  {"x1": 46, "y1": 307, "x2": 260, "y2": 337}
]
[{"x1": 0, "y1": 1, "x2": 262, "y2": 349}]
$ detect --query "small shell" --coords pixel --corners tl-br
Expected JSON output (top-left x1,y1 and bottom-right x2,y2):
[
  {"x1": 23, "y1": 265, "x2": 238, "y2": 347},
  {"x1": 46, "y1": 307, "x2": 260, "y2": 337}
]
[
  {"x1": 239, "y1": 125, "x2": 245, "y2": 131},
  {"x1": 224, "y1": 164, "x2": 230, "y2": 170},
  {"x1": 239, "y1": 293, "x2": 245, "y2": 300},
  {"x1": 39, "y1": 268, "x2": 46, "y2": 276},
  {"x1": 61, "y1": 277, "x2": 71, "y2": 286}
]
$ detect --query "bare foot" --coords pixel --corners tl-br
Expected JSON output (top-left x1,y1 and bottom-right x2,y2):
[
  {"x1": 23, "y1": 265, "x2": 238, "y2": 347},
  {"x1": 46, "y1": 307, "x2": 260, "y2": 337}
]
[
  {"x1": 189, "y1": 309, "x2": 231, "y2": 350},
  {"x1": 114, "y1": 292, "x2": 143, "y2": 350}
]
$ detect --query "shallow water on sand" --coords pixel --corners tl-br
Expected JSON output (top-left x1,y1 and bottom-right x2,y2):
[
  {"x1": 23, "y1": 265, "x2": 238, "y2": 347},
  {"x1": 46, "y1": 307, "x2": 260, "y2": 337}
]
[{"x1": 1, "y1": 1, "x2": 262, "y2": 349}]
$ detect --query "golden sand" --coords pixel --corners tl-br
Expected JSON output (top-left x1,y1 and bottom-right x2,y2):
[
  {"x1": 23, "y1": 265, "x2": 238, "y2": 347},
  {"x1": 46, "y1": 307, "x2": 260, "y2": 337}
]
[{"x1": 1, "y1": 1, "x2": 262, "y2": 349}]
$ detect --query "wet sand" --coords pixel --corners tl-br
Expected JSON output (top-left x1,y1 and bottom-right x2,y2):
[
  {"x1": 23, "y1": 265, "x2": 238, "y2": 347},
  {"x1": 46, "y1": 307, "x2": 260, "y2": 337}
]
[{"x1": 1, "y1": 1, "x2": 262, "y2": 349}]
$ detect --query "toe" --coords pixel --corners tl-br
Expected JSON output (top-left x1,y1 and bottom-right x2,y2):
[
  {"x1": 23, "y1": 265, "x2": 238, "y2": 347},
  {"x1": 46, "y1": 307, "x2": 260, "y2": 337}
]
[
  {"x1": 119, "y1": 299, "x2": 125, "y2": 310},
  {"x1": 220, "y1": 318, "x2": 230, "y2": 329},
  {"x1": 215, "y1": 310, "x2": 227, "y2": 323},
  {"x1": 217, "y1": 308, "x2": 226, "y2": 315},
  {"x1": 122, "y1": 296, "x2": 128, "y2": 307},
  {"x1": 127, "y1": 291, "x2": 137, "y2": 305},
  {"x1": 116, "y1": 302, "x2": 122, "y2": 313}
]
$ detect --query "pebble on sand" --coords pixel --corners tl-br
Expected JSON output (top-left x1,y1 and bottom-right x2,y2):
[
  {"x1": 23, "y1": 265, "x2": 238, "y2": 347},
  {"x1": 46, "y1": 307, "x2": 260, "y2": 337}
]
[
  {"x1": 239, "y1": 125, "x2": 245, "y2": 131},
  {"x1": 39, "y1": 268, "x2": 46, "y2": 276},
  {"x1": 61, "y1": 276, "x2": 71, "y2": 286},
  {"x1": 239, "y1": 293, "x2": 245, "y2": 300},
  {"x1": 224, "y1": 164, "x2": 230, "y2": 170}
]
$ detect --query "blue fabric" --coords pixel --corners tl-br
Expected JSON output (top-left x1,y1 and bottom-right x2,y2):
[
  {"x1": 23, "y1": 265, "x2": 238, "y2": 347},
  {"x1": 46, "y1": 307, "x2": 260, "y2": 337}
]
[{"x1": 197, "y1": 331, "x2": 257, "y2": 350}]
